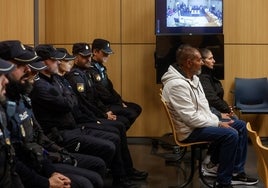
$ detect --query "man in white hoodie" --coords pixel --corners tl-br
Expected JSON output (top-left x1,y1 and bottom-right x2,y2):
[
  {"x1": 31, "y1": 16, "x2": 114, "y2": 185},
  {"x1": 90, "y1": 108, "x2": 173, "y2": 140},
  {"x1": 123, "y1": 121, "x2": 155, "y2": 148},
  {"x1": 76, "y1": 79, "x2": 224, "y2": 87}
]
[{"x1": 161, "y1": 45, "x2": 258, "y2": 188}]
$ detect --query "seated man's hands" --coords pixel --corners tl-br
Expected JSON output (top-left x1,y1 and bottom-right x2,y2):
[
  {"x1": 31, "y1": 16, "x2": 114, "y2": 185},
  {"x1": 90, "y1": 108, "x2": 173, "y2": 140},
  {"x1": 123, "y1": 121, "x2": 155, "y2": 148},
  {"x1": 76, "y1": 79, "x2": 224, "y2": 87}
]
[
  {"x1": 106, "y1": 111, "x2": 117, "y2": 120},
  {"x1": 221, "y1": 113, "x2": 231, "y2": 119},
  {"x1": 49, "y1": 172, "x2": 71, "y2": 188}
]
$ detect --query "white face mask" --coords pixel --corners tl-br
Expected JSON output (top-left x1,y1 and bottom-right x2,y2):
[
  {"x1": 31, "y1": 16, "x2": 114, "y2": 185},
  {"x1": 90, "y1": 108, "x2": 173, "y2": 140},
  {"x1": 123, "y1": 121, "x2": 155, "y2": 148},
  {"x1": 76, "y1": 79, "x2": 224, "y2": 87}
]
[{"x1": 102, "y1": 57, "x2": 109, "y2": 63}]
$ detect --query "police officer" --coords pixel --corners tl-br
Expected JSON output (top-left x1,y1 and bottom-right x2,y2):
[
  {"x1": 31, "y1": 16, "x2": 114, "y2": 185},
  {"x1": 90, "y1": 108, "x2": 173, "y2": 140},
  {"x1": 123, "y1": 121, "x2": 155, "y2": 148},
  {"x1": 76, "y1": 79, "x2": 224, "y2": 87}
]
[
  {"x1": 91, "y1": 38, "x2": 142, "y2": 130},
  {"x1": 0, "y1": 40, "x2": 102, "y2": 188},
  {"x1": 0, "y1": 58, "x2": 25, "y2": 188},
  {"x1": 66, "y1": 43, "x2": 148, "y2": 182}
]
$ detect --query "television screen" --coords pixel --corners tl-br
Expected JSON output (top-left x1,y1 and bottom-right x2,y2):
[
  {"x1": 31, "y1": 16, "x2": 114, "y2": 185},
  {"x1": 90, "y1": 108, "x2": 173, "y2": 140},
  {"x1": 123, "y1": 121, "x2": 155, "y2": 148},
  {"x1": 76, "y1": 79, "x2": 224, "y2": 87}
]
[{"x1": 155, "y1": 0, "x2": 223, "y2": 35}]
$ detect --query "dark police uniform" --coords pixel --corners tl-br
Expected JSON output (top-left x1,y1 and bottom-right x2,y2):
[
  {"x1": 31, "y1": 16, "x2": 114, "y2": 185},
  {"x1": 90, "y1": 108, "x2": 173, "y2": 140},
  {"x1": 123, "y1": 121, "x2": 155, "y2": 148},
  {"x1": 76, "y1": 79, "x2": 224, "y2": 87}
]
[
  {"x1": 30, "y1": 72, "x2": 131, "y2": 181},
  {"x1": 5, "y1": 81, "x2": 103, "y2": 188},
  {"x1": 66, "y1": 65, "x2": 131, "y2": 129},
  {"x1": 66, "y1": 65, "x2": 149, "y2": 181},
  {"x1": 89, "y1": 59, "x2": 142, "y2": 130},
  {"x1": 65, "y1": 66, "x2": 142, "y2": 175},
  {"x1": 0, "y1": 106, "x2": 24, "y2": 188}
]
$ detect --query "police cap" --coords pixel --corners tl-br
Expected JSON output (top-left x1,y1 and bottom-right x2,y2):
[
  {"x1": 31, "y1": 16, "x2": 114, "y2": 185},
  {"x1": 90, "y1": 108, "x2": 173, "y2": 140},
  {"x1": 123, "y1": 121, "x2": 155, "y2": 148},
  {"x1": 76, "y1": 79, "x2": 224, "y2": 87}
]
[
  {"x1": 72, "y1": 43, "x2": 92, "y2": 56},
  {"x1": 92, "y1": 39, "x2": 114, "y2": 55}
]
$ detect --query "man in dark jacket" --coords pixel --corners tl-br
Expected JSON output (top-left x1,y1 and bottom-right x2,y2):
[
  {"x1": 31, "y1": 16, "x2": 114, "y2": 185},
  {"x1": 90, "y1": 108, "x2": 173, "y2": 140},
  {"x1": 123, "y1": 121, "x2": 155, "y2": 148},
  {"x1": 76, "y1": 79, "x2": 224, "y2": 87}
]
[
  {"x1": 90, "y1": 38, "x2": 142, "y2": 130},
  {"x1": 0, "y1": 58, "x2": 25, "y2": 188}
]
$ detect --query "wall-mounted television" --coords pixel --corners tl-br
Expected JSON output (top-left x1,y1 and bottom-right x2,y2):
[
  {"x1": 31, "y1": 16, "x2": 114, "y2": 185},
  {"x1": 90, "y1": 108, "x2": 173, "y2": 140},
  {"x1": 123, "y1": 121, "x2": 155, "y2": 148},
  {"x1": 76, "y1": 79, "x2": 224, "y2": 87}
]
[{"x1": 155, "y1": 0, "x2": 223, "y2": 35}]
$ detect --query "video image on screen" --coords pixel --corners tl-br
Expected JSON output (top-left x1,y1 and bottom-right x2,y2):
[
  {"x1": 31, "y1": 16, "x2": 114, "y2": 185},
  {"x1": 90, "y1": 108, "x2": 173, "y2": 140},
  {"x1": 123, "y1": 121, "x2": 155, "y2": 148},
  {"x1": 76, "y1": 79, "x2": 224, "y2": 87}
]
[{"x1": 166, "y1": 0, "x2": 222, "y2": 28}]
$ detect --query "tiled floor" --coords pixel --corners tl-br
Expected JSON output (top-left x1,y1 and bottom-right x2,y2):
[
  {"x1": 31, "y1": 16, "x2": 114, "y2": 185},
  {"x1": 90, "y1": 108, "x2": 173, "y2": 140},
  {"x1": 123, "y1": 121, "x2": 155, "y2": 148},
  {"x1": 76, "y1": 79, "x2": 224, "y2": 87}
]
[{"x1": 104, "y1": 138, "x2": 264, "y2": 188}]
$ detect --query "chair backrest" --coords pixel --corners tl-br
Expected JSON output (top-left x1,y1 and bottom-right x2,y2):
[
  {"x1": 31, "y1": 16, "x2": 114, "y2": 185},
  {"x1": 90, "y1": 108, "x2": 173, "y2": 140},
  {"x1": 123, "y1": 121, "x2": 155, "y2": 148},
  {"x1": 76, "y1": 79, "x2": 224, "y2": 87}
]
[
  {"x1": 235, "y1": 77, "x2": 268, "y2": 109},
  {"x1": 247, "y1": 123, "x2": 268, "y2": 187},
  {"x1": 159, "y1": 89, "x2": 208, "y2": 147}
]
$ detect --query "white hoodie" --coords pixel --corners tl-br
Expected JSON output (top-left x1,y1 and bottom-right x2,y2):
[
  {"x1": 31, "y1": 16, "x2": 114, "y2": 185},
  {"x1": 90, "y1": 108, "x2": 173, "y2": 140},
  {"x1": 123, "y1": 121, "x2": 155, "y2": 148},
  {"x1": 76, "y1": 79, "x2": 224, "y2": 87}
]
[{"x1": 161, "y1": 65, "x2": 219, "y2": 141}]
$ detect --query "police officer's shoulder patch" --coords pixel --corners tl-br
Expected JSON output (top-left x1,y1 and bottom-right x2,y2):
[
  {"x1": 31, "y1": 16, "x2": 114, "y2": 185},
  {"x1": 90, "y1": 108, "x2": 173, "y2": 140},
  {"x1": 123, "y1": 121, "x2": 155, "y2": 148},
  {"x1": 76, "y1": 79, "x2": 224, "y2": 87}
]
[
  {"x1": 95, "y1": 74, "x2": 102, "y2": 82},
  {"x1": 77, "y1": 83, "x2": 85, "y2": 92}
]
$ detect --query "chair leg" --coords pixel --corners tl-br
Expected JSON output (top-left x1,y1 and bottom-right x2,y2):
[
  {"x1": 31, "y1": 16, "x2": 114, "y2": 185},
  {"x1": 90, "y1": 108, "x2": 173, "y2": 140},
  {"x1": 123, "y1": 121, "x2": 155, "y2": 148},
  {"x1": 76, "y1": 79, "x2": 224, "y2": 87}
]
[
  {"x1": 169, "y1": 146, "x2": 196, "y2": 188},
  {"x1": 170, "y1": 145, "x2": 213, "y2": 188}
]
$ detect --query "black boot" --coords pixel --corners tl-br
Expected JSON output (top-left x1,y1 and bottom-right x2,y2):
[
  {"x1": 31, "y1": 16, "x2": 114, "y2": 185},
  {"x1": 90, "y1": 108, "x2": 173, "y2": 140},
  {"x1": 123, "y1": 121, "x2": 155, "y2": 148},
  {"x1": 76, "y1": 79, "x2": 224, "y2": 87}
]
[
  {"x1": 127, "y1": 168, "x2": 148, "y2": 180},
  {"x1": 112, "y1": 177, "x2": 140, "y2": 188}
]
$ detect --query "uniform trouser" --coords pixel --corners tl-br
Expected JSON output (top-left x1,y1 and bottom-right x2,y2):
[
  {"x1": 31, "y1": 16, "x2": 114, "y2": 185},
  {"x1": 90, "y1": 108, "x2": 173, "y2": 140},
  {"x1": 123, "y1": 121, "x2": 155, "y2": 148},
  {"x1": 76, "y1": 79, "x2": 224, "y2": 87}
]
[
  {"x1": 109, "y1": 102, "x2": 142, "y2": 130},
  {"x1": 114, "y1": 115, "x2": 131, "y2": 131},
  {"x1": 182, "y1": 126, "x2": 239, "y2": 185},
  {"x1": 61, "y1": 127, "x2": 125, "y2": 177},
  {"x1": 94, "y1": 119, "x2": 134, "y2": 174},
  {"x1": 71, "y1": 153, "x2": 106, "y2": 177},
  {"x1": 53, "y1": 163, "x2": 101, "y2": 188},
  {"x1": 65, "y1": 174, "x2": 93, "y2": 188},
  {"x1": 15, "y1": 160, "x2": 94, "y2": 188}
]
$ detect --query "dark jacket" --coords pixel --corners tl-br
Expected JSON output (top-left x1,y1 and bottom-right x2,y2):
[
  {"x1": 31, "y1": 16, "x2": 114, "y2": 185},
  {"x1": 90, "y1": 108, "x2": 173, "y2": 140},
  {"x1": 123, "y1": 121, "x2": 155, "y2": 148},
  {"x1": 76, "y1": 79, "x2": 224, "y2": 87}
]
[
  {"x1": 65, "y1": 65, "x2": 109, "y2": 119},
  {"x1": 89, "y1": 60, "x2": 123, "y2": 105},
  {"x1": 199, "y1": 66, "x2": 231, "y2": 113},
  {"x1": 30, "y1": 73, "x2": 77, "y2": 134},
  {"x1": 1, "y1": 82, "x2": 55, "y2": 188},
  {"x1": 0, "y1": 105, "x2": 14, "y2": 188}
]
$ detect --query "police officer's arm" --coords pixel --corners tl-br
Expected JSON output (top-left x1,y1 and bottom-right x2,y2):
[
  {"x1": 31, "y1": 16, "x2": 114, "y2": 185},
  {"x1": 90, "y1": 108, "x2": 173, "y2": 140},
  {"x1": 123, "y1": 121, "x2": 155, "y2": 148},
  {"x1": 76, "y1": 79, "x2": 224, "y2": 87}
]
[
  {"x1": 15, "y1": 159, "x2": 67, "y2": 188},
  {"x1": 66, "y1": 71, "x2": 108, "y2": 118},
  {"x1": 95, "y1": 81, "x2": 123, "y2": 105},
  {"x1": 89, "y1": 65, "x2": 123, "y2": 105},
  {"x1": 32, "y1": 80, "x2": 73, "y2": 113},
  {"x1": 32, "y1": 115, "x2": 62, "y2": 152}
]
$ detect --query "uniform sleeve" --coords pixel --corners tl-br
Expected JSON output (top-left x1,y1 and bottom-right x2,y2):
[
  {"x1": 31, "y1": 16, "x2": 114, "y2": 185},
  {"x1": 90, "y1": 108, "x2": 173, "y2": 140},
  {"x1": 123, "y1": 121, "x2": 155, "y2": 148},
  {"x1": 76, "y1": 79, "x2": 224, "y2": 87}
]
[
  {"x1": 199, "y1": 75, "x2": 231, "y2": 113},
  {"x1": 94, "y1": 79, "x2": 123, "y2": 105},
  {"x1": 15, "y1": 160, "x2": 50, "y2": 188},
  {"x1": 66, "y1": 71, "x2": 108, "y2": 118},
  {"x1": 31, "y1": 80, "x2": 72, "y2": 113},
  {"x1": 32, "y1": 115, "x2": 62, "y2": 152}
]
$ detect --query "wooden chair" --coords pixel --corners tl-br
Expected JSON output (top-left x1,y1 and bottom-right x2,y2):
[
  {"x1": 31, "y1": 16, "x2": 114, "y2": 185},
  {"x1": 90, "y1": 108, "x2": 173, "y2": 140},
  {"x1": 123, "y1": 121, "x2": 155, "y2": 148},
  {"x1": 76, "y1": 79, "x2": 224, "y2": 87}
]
[
  {"x1": 159, "y1": 89, "x2": 212, "y2": 188},
  {"x1": 246, "y1": 123, "x2": 268, "y2": 187}
]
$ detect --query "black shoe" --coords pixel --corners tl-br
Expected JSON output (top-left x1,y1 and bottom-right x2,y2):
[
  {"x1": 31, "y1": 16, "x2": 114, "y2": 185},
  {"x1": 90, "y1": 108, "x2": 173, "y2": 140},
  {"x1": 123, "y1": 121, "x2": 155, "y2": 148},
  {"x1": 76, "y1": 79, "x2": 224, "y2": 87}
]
[
  {"x1": 127, "y1": 168, "x2": 148, "y2": 180},
  {"x1": 231, "y1": 172, "x2": 259, "y2": 185},
  {"x1": 213, "y1": 181, "x2": 233, "y2": 188},
  {"x1": 112, "y1": 177, "x2": 140, "y2": 188}
]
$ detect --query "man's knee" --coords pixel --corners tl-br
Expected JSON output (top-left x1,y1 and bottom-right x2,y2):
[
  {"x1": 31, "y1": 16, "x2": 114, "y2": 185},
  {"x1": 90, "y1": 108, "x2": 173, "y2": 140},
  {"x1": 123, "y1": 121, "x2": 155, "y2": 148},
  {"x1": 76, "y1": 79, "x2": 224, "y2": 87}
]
[{"x1": 225, "y1": 129, "x2": 239, "y2": 144}]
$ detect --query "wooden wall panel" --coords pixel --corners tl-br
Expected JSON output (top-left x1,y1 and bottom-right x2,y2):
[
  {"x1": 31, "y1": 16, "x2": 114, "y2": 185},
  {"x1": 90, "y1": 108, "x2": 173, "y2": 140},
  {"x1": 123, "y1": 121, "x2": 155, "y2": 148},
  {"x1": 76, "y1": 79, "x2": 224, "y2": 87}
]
[
  {"x1": 44, "y1": 0, "x2": 121, "y2": 44},
  {"x1": 224, "y1": 0, "x2": 268, "y2": 43},
  {"x1": 0, "y1": 0, "x2": 34, "y2": 44},
  {"x1": 122, "y1": 45, "x2": 170, "y2": 137},
  {"x1": 38, "y1": 0, "x2": 46, "y2": 44},
  {"x1": 122, "y1": 0, "x2": 155, "y2": 43}
]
